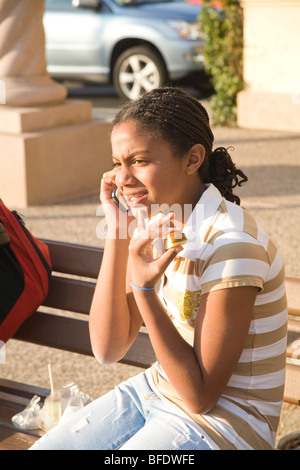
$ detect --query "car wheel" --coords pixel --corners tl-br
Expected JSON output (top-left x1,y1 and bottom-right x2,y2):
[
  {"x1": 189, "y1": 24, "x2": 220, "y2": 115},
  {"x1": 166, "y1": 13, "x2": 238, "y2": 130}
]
[{"x1": 113, "y1": 46, "x2": 167, "y2": 100}]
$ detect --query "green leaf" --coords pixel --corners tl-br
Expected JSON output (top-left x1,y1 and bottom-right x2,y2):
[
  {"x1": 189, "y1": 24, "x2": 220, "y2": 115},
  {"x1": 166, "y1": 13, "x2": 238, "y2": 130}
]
[{"x1": 198, "y1": 1, "x2": 243, "y2": 126}]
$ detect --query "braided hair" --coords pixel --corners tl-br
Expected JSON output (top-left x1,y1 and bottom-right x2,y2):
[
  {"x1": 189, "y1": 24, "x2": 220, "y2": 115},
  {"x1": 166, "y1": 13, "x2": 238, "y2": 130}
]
[{"x1": 111, "y1": 87, "x2": 247, "y2": 205}]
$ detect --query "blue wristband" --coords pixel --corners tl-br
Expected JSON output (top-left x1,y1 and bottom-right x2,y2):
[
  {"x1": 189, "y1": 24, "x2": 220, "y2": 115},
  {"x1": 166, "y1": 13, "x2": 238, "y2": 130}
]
[{"x1": 130, "y1": 282, "x2": 155, "y2": 291}]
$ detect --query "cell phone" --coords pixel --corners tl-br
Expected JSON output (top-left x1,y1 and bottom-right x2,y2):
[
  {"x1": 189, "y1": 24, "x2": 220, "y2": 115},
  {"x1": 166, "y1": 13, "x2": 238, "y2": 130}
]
[{"x1": 112, "y1": 186, "x2": 128, "y2": 212}]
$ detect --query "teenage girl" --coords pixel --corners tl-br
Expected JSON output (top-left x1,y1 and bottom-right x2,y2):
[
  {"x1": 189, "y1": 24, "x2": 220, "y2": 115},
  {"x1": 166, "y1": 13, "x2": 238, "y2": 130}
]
[{"x1": 30, "y1": 87, "x2": 287, "y2": 450}]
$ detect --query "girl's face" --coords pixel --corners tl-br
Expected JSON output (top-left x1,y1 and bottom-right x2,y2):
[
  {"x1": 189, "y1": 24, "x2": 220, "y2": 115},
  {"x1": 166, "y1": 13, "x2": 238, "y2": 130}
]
[{"x1": 111, "y1": 120, "x2": 202, "y2": 219}]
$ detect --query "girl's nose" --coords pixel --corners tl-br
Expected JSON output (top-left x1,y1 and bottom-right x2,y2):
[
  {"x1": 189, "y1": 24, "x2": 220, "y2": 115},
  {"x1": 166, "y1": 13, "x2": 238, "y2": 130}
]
[{"x1": 115, "y1": 166, "x2": 136, "y2": 187}]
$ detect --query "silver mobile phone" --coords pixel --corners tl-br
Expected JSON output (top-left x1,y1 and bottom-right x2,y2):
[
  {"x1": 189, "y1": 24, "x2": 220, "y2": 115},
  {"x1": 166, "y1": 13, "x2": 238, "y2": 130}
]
[{"x1": 112, "y1": 186, "x2": 128, "y2": 212}]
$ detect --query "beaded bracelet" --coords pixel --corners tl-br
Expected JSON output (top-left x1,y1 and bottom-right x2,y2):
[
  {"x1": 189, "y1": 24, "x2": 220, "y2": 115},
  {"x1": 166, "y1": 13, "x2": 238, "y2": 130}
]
[{"x1": 130, "y1": 282, "x2": 155, "y2": 291}]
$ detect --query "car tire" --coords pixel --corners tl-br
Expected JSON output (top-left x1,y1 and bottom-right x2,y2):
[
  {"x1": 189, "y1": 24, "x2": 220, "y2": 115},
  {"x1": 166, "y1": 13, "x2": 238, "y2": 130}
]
[{"x1": 113, "y1": 46, "x2": 168, "y2": 101}]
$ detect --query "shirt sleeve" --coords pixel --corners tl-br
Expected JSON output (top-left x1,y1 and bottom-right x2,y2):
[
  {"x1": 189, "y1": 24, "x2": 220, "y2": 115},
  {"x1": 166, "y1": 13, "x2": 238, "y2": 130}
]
[{"x1": 199, "y1": 232, "x2": 270, "y2": 295}]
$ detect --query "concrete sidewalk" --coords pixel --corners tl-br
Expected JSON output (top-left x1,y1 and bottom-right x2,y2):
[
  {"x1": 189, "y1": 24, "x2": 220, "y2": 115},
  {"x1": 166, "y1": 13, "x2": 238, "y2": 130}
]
[{"x1": 1, "y1": 121, "x2": 300, "y2": 444}]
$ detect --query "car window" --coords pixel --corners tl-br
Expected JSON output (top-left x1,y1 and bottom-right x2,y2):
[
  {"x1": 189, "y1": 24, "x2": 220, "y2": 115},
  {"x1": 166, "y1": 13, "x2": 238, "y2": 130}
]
[{"x1": 45, "y1": 0, "x2": 73, "y2": 8}]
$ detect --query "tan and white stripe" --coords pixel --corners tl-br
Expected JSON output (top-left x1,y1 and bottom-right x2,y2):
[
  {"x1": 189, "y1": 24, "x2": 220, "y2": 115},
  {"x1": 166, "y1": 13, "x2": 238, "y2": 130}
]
[{"x1": 151, "y1": 184, "x2": 288, "y2": 450}]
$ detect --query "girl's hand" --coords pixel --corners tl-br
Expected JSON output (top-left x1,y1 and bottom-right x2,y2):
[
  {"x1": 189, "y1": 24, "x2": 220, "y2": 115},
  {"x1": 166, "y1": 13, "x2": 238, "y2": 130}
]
[
  {"x1": 100, "y1": 171, "x2": 136, "y2": 239},
  {"x1": 129, "y1": 211, "x2": 183, "y2": 288},
  {"x1": 100, "y1": 170, "x2": 117, "y2": 205}
]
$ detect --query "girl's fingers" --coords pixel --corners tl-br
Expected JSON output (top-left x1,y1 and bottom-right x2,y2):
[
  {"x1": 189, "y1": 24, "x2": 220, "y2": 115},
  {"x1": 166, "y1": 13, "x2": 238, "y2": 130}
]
[
  {"x1": 129, "y1": 212, "x2": 184, "y2": 287},
  {"x1": 132, "y1": 211, "x2": 182, "y2": 250},
  {"x1": 130, "y1": 227, "x2": 183, "y2": 265},
  {"x1": 100, "y1": 171, "x2": 117, "y2": 201},
  {"x1": 156, "y1": 245, "x2": 183, "y2": 272},
  {"x1": 137, "y1": 208, "x2": 147, "y2": 231},
  {"x1": 145, "y1": 211, "x2": 177, "y2": 239},
  {"x1": 102, "y1": 170, "x2": 117, "y2": 187},
  {"x1": 147, "y1": 225, "x2": 182, "y2": 243}
]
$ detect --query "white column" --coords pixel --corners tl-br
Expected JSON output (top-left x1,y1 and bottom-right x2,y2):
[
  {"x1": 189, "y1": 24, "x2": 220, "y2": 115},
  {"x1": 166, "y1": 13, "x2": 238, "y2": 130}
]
[
  {"x1": 0, "y1": 0, "x2": 112, "y2": 207},
  {"x1": 0, "y1": 0, "x2": 67, "y2": 106},
  {"x1": 237, "y1": 0, "x2": 300, "y2": 131}
]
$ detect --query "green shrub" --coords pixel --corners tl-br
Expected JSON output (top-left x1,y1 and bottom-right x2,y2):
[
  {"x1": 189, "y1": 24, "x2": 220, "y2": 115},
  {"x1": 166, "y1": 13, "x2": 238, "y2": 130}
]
[{"x1": 199, "y1": 0, "x2": 244, "y2": 126}]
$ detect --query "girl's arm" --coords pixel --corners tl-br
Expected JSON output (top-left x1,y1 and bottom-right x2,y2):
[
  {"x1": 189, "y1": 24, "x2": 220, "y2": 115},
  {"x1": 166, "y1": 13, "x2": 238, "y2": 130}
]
[
  {"x1": 131, "y1": 285, "x2": 257, "y2": 414},
  {"x1": 128, "y1": 211, "x2": 258, "y2": 414},
  {"x1": 89, "y1": 238, "x2": 143, "y2": 364},
  {"x1": 89, "y1": 174, "x2": 143, "y2": 364}
]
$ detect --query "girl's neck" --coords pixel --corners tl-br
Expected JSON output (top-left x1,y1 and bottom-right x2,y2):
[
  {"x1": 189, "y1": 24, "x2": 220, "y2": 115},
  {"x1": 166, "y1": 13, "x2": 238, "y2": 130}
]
[{"x1": 174, "y1": 181, "x2": 206, "y2": 229}]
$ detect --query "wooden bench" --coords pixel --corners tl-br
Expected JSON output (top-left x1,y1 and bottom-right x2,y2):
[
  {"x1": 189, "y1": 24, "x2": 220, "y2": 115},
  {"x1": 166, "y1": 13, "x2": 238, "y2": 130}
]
[{"x1": 0, "y1": 240, "x2": 299, "y2": 450}]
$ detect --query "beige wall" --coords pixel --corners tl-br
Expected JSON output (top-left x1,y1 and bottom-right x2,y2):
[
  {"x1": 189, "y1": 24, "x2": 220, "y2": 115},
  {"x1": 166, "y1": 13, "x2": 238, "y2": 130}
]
[{"x1": 237, "y1": 0, "x2": 300, "y2": 131}]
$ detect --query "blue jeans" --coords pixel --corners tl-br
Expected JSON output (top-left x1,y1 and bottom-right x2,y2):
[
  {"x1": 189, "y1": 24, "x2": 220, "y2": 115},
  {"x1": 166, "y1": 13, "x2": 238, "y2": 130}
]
[{"x1": 29, "y1": 370, "x2": 212, "y2": 450}]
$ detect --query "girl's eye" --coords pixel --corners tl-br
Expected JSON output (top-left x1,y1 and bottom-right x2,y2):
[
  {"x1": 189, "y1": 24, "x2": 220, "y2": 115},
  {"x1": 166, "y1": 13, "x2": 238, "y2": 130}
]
[{"x1": 112, "y1": 159, "x2": 147, "y2": 169}]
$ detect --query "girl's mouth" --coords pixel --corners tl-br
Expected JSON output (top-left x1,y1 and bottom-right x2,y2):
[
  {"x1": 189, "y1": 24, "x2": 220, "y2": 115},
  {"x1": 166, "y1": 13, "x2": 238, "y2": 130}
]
[{"x1": 125, "y1": 192, "x2": 148, "y2": 206}]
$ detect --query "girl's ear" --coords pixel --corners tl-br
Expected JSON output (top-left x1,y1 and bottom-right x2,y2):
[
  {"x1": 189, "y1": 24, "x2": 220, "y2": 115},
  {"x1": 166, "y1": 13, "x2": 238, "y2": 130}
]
[{"x1": 185, "y1": 144, "x2": 205, "y2": 175}]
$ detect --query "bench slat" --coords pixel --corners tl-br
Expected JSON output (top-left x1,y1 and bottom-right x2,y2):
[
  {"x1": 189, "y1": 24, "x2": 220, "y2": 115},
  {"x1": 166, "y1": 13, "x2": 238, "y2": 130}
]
[
  {"x1": 284, "y1": 362, "x2": 300, "y2": 405},
  {"x1": 13, "y1": 312, "x2": 93, "y2": 356},
  {"x1": 286, "y1": 276, "x2": 300, "y2": 316},
  {"x1": 44, "y1": 276, "x2": 95, "y2": 314},
  {"x1": 287, "y1": 318, "x2": 300, "y2": 360},
  {"x1": 0, "y1": 378, "x2": 49, "y2": 402},
  {"x1": 43, "y1": 239, "x2": 103, "y2": 278},
  {"x1": 0, "y1": 427, "x2": 39, "y2": 451},
  {"x1": 13, "y1": 311, "x2": 156, "y2": 369}
]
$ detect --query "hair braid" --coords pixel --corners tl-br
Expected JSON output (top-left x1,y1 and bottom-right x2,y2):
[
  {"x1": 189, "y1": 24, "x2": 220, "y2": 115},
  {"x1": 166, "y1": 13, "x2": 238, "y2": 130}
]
[{"x1": 111, "y1": 87, "x2": 247, "y2": 205}]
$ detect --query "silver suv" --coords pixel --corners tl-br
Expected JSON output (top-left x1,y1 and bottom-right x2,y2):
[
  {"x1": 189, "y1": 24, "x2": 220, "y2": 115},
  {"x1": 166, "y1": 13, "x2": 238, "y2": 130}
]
[{"x1": 44, "y1": 0, "x2": 205, "y2": 100}]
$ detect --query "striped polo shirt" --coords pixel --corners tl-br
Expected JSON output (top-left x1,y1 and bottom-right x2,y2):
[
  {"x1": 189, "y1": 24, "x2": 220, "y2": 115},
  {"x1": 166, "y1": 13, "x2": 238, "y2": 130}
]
[{"x1": 150, "y1": 184, "x2": 288, "y2": 450}]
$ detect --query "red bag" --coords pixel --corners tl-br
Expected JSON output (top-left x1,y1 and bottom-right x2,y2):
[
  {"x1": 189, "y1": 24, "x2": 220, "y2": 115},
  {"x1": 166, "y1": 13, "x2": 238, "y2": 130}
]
[{"x1": 0, "y1": 200, "x2": 52, "y2": 343}]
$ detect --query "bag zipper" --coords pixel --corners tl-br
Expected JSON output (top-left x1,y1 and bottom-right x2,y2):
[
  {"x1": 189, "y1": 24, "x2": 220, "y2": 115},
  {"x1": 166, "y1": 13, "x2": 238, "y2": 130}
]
[{"x1": 12, "y1": 211, "x2": 52, "y2": 279}]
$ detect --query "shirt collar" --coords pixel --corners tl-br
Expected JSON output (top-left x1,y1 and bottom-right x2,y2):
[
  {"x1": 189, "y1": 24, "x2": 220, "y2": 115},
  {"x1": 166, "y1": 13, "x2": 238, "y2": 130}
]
[
  {"x1": 182, "y1": 183, "x2": 223, "y2": 256},
  {"x1": 140, "y1": 184, "x2": 224, "y2": 257}
]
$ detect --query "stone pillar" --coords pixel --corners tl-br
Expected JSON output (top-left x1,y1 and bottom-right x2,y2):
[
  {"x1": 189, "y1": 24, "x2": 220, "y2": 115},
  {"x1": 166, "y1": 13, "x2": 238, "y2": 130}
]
[
  {"x1": 237, "y1": 0, "x2": 300, "y2": 132},
  {"x1": 0, "y1": 0, "x2": 112, "y2": 207},
  {"x1": 0, "y1": 0, "x2": 67, "y2": 106}
]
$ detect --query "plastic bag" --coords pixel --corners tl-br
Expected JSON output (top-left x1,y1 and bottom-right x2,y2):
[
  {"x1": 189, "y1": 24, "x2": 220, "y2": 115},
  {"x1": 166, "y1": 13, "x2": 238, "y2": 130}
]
[
  {"x1": 11, "y1": 395, "x2": 42, "y2": 430},
  {"x1": 12, "y1": 382, "x2": 94, "y2": 432},
  {"x1": 59, "y1": 382, "x2": 94, "y2": 422}
]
